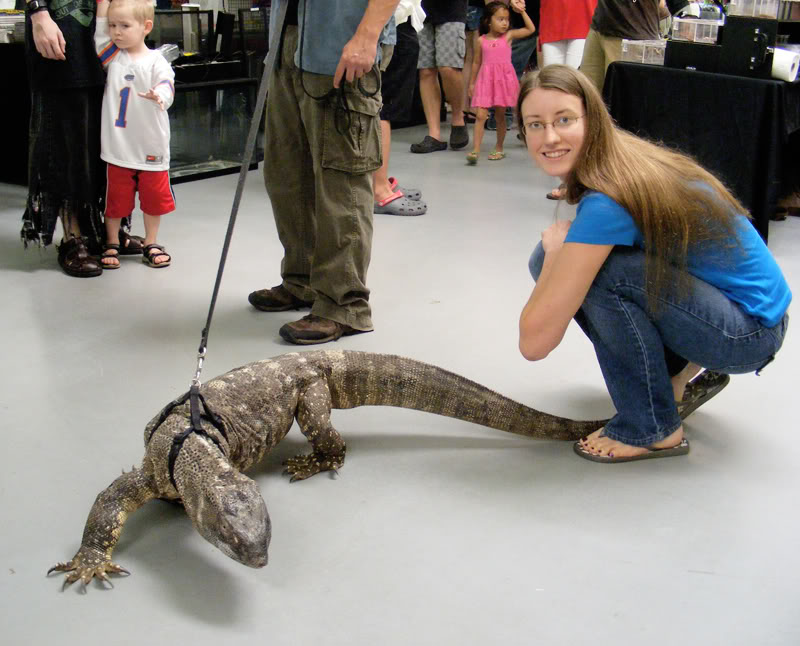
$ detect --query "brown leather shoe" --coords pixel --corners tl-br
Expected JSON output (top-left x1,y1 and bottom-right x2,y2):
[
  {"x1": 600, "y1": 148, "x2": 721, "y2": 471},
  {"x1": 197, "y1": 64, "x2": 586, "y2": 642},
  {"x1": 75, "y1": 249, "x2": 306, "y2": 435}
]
[
  {"x1": 279, "y1": 314, "x2": 370, "y2": 345},
  {"x1": 248, "y1": 285, "x2": 313, "y2": 312},
  {"x1": 57, "y1": 237, "x2": 102, "y2": 278}
]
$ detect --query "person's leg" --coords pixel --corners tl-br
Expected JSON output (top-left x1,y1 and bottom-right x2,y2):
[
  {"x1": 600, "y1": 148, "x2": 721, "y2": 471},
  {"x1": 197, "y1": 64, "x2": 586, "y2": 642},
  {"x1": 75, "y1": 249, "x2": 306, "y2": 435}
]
[
  {"x1": 469, "y1": 107, "x2": 489, "y2": 162},
  {"x1": 141, "y1": 213, "x2": 170, "y2": 267},
  {"x1": 434, "y1": 22, "x2": 468, "y2": 148},
  {"x1": 528, "y1": 243, "x2": 787, "y2": 454},
  {"x1": 23, "y1": 86, "x2": 105, "y2": 275},
  {"x1": 373, "y1": 119, "x2": 393, "y2": 202},
  {"x1": 439, "y1": 66, "x2": 466, "y2": 126},
  {"x1": 261, "y1": 25, "x2": 316, "y2": 303},
  {"x1": 565, "y1": 38, "x2": 587, "y2": 69},
  {"x1": 419, "y1": 67, "x2": 444, "y2": 141},
  {"x1": 542, "y1": 40, "x2": 568, "y2": 67},
  {"x1": 434, "y1": 22, "x2": 466, "y2": 127},
  {"x1": 100, "y1": 164, "x2": 137, "y2": 269},
  {"x1": 137, "y1": 169, "x2": 175, "y2": 267},
  {"x1": 493, "y1": 104, "x2": 507, "y2": 154},
  {"x1": 415, "y1": 23, "x2": 445, "y2": 143},
  {"x1": 578, "y1": 28, "x2": 606, "y2": 92},
  {"x1": 290, "y1": 54, "x2": 381, "y2": 332},
  {"x1": 462, "y1": 29, "x2": 478, "y2": 118},
  {"x1": 511, "y1": 33, "x2": 537, "y2": 77},
  {"x1": 598, "y1": 33, "x2": 623, "y2": 92}
]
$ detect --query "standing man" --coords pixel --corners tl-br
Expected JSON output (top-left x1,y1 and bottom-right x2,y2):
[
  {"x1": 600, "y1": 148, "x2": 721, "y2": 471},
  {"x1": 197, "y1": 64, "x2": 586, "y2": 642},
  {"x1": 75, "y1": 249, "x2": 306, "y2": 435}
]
[
  {"x1": 248, "y1": 0, "x2": 399, "y2": 345},
  {"x1": 410, "y1": 0, "x2": 470, "y2": 153},
  {"x1": 580, "y1": 0, "x2": 688, "y2": 92}
]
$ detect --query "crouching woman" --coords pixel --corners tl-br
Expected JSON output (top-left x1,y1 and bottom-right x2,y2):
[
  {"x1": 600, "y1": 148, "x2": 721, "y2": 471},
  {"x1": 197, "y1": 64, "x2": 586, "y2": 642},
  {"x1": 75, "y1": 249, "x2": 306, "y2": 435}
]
[{"x1": 517, "y1": 64, "x2": 791, "y2": 462}]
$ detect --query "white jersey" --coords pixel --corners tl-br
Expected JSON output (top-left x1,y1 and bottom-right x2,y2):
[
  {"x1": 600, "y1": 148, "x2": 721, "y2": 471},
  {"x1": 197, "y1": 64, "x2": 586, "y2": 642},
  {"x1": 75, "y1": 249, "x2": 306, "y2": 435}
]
[{"x1": 95, "y1": 18, "x2": 175, "y2": 172}]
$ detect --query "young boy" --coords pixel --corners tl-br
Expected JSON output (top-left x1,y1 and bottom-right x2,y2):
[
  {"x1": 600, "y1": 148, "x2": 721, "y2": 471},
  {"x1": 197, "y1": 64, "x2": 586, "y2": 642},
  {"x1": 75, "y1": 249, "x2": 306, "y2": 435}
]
[{"x1": 95, "y1": 0, "x2": 175, "y2": 269}]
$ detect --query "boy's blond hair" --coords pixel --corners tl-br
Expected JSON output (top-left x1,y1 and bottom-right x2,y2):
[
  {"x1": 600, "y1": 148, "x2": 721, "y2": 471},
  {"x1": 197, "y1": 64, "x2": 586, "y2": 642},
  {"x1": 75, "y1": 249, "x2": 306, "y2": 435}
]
[{"x1": 108, "y1": 0, "x2": 155, "y2": 24}]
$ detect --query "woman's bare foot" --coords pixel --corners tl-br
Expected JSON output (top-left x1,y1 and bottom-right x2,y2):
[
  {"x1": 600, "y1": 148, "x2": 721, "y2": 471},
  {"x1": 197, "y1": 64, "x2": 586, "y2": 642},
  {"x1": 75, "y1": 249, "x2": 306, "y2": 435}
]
[
  {"x1": 672, "y1": 362, "x2": 703, "y2": 402},
  {"x1": 578, "y1": 426, "x2": 685, "y2": 459}
]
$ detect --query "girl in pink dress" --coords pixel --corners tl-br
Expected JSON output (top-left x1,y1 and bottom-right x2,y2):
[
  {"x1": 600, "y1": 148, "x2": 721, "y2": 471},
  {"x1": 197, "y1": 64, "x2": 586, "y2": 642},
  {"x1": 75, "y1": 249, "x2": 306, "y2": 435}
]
[{"x1": 467, "y1": 0, "x2": 535, "y2": 164}]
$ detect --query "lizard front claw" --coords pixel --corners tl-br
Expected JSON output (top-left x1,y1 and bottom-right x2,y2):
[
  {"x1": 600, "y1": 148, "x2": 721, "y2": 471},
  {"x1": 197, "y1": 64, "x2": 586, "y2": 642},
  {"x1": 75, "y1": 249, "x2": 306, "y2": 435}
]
[
  {"x1": 48, "y1": 547, "x2": 130, "y2": 591},
  {"x1": 283, "y1": 452, "x2": 344, "y2": 482}
]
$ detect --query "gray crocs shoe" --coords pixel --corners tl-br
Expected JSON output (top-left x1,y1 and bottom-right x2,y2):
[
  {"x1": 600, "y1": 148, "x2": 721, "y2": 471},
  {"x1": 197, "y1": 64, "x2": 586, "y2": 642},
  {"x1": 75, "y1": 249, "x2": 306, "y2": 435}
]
[
  {"x1": 389, "y1": 177, "x2": 422, "y2": 201},
  {"x1": 374, "y1": 194, "x2": 427, "y2": 216}
]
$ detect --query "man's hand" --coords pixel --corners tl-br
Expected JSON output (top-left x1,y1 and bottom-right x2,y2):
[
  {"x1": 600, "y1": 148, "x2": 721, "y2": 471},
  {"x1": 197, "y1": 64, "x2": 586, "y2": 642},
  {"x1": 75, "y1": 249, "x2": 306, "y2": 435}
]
[
  {"x1": 333, "y1": 32, "x2": 378, "y2": 88},
  {"x1": 139, "y1": 88, "x2": 166, "y2": 110},
  {"x1": 31, "y1": 11, "x2": 66, "y2": 61},
  {"x1": 541, "y1": 219, "x2": 572, "y2": 255}
]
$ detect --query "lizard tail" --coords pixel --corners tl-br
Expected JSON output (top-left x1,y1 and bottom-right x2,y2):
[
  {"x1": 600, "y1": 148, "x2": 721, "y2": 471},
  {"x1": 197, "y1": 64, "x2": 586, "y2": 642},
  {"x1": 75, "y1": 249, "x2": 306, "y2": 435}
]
[{"x1": 334, "y1": 352, "x2": 608, "y2": 441}]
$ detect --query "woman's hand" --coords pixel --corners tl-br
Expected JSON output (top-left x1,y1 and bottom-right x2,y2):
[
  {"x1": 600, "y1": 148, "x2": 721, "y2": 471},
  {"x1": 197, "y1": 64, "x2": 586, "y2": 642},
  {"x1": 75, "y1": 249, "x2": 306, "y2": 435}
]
[
  {"x1": 541, "y1": 219, "x2": 571, "y2": 255},
  {"x1": 31, "y1": 11, "x2": 66, "y2": 61}
]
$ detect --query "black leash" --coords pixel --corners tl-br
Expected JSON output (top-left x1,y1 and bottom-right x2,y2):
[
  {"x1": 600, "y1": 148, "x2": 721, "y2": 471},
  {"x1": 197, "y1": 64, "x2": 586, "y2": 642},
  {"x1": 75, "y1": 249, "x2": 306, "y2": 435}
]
[{"x1": 163, "y1": 2, "x2": 290, "y2": 487}]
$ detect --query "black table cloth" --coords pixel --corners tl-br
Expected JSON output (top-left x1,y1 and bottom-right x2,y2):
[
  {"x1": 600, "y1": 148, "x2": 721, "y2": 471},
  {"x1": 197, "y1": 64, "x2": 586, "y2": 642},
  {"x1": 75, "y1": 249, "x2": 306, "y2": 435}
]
[{"x1": 603, "y1": 62, "x2": 800, "y2": 243}]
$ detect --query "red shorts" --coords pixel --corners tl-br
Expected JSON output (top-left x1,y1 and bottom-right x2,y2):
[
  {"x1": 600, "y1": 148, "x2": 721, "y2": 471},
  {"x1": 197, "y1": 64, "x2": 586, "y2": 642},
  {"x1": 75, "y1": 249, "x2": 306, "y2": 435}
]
[{"x1": 105, "y1": 164, "x2": 176, "y2": 219}]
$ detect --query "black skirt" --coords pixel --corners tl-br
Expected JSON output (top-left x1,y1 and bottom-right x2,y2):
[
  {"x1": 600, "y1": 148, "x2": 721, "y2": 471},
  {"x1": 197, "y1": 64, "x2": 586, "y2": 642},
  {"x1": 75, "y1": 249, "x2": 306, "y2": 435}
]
[{"x1": 21, "y1": 85, "x2": 106, "y2": 248}]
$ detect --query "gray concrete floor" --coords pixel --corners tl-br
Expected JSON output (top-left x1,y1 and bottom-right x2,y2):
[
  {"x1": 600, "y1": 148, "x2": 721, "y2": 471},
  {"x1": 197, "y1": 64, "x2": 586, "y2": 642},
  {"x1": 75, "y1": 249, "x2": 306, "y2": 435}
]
[{"x1": 2, "y1": 123, "x2": 799, "y2": 645}]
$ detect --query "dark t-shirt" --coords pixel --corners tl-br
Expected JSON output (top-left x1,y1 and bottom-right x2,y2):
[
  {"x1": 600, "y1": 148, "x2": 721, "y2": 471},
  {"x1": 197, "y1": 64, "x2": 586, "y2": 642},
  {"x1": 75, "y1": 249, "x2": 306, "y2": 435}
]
[
  {"x1": 26, "y1": 0, "x2": 105, "y2": 90},
  {"x1": 422, "y1": 0, "x2": 468, "y2": 25},
  {"x1": 590, "y1": 0, "x2": 660, "y2": 40}
]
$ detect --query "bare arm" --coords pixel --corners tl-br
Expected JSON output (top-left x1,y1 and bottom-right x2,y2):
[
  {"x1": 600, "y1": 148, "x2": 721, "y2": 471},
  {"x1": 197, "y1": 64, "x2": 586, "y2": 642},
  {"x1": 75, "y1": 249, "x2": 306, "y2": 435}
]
[
  {"x1": 333, "y1": 0, "x2": 401, "y2": 88},
  {"x1": 469, "y1": 36, "x2": 483, "y2": 97},
  {"x1": 519, "y1": 221, "x2": 612, "y2": 361},
  {"x1": 31, "y1": 8, "x2": 66, "y2": 61},
  {"x1": 507, "y1": 0, "x2": 535, "y2": 42}
]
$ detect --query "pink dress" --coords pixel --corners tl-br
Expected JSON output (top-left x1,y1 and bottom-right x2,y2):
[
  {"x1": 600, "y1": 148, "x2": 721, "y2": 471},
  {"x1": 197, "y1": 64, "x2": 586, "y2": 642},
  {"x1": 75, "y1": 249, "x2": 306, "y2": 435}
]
[{"x1": 471, "y1": 35, "x2": 520, "y2": 108}]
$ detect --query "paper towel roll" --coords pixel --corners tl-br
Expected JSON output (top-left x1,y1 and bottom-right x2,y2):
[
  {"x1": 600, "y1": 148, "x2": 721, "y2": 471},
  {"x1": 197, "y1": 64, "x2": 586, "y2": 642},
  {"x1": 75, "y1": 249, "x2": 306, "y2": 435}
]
[{"x1": 772, "y1": 47, "x2": 800, "y2": 83}]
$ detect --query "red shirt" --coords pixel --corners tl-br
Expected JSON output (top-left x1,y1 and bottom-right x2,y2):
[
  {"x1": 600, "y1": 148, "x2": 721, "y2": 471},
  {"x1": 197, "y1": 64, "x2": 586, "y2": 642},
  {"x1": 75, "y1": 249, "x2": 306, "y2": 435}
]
[{"x1": 539, "y1": 0, "x2": 597, "y2": 44}]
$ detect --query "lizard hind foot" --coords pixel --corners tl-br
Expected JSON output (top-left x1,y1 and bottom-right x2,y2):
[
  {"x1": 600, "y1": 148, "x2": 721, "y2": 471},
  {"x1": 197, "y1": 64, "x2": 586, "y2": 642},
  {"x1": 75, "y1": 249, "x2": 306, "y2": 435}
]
[
  {"x1": 283, "y1": 452, "x2": 344, "y2": 482},
  {"x1": 48, "y1": 548, "x2": 130, "y2": 592}
]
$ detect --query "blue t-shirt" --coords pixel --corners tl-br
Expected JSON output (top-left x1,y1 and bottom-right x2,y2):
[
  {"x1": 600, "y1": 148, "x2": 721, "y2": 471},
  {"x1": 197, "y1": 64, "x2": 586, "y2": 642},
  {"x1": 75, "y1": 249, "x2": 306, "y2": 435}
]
[{"x1": 564, "y1": 191, "x2": 792, "y2": 328}]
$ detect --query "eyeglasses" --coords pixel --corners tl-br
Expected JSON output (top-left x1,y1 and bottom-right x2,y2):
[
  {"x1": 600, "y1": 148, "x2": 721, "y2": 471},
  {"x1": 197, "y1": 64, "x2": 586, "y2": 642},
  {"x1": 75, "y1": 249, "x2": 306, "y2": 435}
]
[{"x1": 522, "y1": 114, "x2": 585, "y2": 134}]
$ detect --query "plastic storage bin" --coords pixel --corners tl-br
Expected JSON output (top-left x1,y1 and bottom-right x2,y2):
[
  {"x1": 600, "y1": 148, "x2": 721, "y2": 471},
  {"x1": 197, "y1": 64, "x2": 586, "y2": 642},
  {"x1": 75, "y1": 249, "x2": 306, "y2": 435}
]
[
  {"x1": 727, "y1": 0, "x2": 780, "y2": 18},
  {"x1": 671, "y1": 17, "x2": 724, "y2": 44},
  {"x1": 621, "y1": 39, "x2": 667, "y2": 65}
]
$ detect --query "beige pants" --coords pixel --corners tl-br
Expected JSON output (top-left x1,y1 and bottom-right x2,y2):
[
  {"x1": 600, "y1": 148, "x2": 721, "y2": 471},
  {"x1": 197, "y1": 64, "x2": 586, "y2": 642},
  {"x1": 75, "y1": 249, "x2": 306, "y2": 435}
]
[
  {"x1": 263, "y1": 26, "x2": 382, "y2": 330},
  {"x1": 579, "y1": 29, "x2": 623, "y2": 93}
]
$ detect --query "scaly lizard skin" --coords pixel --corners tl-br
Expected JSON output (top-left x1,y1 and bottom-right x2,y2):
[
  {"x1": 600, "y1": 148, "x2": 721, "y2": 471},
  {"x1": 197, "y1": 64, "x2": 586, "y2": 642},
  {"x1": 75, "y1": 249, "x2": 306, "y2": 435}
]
[{"x1": 48, "y1": 350, "x2": 727, "y2": 590}]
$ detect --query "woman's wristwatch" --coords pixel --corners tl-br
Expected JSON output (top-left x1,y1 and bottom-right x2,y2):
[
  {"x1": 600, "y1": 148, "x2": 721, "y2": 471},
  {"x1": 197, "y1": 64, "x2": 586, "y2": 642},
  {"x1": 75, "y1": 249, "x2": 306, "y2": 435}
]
[{"x1": 26, "y1": 0, "x2": 49, "y2": 16}]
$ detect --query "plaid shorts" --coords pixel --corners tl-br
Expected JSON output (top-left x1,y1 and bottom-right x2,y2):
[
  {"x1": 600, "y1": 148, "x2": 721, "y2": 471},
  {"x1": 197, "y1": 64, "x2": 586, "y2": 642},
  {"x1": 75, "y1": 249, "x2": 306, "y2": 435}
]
[{"x1": 417, "y1": 22, "x2": 466, "y2": 69}]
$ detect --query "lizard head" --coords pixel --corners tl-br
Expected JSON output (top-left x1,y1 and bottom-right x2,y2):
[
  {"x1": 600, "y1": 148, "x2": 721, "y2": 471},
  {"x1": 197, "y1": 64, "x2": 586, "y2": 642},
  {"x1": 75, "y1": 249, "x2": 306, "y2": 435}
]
[{"x1": 176, "y1": 437, "x2": 271, "y2": 568}]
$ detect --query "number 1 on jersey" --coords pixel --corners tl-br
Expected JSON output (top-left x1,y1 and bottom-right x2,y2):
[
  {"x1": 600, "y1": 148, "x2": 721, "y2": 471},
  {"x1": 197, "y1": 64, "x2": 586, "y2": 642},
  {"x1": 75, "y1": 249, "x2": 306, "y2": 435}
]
[{"x1": 115, "y1": 87, "x2": 130, "y2": 128}]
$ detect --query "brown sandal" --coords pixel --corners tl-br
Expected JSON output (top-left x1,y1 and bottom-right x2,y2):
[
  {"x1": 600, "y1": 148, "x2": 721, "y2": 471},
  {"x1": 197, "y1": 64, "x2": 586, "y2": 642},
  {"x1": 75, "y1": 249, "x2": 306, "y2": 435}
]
[
  {"x1": 100, "y1": 243, "x2": 121, "y2": 270},
  {"x1": 142, "y1": 244, "x2": 171, "y2": 268},
  {"x1": 57, "y1": 237, "x2": 102, "y2": 278}
]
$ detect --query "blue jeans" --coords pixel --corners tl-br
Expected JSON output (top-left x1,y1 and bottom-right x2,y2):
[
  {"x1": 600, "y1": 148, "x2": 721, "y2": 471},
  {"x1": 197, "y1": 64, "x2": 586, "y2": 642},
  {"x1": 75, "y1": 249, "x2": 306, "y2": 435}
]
[
  {"x1": 511, "y1": 34, "x2": 537, "y2": 77},
  {"x1": 529, "y1": 243, "x2": 789, "y2": 446}
]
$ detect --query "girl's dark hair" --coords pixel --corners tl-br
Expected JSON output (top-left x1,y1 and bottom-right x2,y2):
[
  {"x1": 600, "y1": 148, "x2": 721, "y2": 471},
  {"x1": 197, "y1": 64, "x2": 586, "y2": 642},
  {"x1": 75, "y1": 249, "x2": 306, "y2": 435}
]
[{"x1": 479, "y1": 1, "x2": 510, "y2": 35}]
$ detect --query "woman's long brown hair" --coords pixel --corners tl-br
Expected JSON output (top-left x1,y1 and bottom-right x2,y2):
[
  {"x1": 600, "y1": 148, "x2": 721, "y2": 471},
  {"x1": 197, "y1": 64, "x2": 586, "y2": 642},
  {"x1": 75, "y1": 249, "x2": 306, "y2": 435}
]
[{"x1": 517, "y1": 64, "x2": 746, "y2": 309}]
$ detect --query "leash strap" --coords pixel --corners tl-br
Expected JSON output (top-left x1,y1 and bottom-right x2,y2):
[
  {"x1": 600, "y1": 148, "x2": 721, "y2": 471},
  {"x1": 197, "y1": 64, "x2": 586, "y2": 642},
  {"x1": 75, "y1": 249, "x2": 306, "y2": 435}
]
[
  {"x1": 166, "y1": 2, "x2": 288, "y2": 488},
  {"x1": 187, "y1": 0, "x2": 289, "y2": 417}
]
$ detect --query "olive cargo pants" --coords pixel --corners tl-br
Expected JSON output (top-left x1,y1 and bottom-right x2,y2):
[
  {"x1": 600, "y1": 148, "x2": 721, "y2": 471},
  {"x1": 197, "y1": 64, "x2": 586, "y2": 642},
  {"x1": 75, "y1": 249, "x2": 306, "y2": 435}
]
[{"x1": 263, "y1": 26, "x2": 382, "y2": 331}]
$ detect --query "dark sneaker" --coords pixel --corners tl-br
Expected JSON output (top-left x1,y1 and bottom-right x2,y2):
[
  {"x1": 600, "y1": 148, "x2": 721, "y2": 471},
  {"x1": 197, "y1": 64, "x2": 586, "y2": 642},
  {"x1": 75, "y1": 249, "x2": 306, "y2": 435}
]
[
  {"x1": 57, "y1": 237, "x2": 102, "y2": 278},
  {"x1": 410, "y1": 135, "x2": 447, "y2": 154},
  {"x1": 279, "y1": 314, "x2": 370, "y2": 345},
  {"x1": 248, "y1": 285, "x2": 313, "y2": 312},
  {"x1": 449, "y1": 125, "x2": 469, "y2": 150}
]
